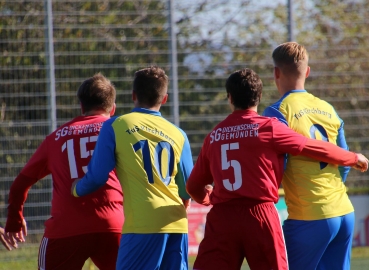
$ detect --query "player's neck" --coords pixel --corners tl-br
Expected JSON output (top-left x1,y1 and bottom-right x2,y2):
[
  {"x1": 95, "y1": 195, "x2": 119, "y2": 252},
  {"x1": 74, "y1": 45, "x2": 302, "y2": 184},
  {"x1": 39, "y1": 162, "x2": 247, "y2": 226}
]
[
  {"x1": 135, "y1": 104, "x2": 161, "y2": 112},
  {"x1": 233, "y1": 106, "x2": 257, "y2": 113},
  {"x1": 278, "y1": 80, "x2": 305, "y2": 96},
  {"x1": 83, "y1": 110, "x2": 110, "y2": 117}
]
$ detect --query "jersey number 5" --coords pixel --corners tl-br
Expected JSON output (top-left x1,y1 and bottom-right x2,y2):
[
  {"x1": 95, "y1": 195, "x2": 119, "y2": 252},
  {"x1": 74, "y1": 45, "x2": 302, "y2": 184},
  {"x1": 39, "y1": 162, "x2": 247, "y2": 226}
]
[
  {"x1": 133, "y1": 140, "x2": 174, "y2": 186},
  {"x1": 221, "y1": 143, "x2": 242, "y2": 191}
]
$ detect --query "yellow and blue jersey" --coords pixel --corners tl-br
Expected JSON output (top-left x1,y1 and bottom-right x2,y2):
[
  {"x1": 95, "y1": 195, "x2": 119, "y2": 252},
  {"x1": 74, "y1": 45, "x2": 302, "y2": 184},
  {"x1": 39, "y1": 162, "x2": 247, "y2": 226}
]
[
  {"x1": 74, "y1": 108, "x2": 193, "y2": 233},
  {"x1": 263, "y1": 90, "x2": 353, "y2": 220}
]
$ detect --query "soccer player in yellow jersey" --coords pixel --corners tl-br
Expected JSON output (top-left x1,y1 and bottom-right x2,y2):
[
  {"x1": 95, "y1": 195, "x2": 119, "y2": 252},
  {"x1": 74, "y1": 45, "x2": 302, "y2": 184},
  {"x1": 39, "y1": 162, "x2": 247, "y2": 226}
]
[
  {"x1": 263, "y1": 42, "x2": 361, "y2": 270},
  {"x1": 72, "y1": 66, "x2": 193, "y2": 270}
]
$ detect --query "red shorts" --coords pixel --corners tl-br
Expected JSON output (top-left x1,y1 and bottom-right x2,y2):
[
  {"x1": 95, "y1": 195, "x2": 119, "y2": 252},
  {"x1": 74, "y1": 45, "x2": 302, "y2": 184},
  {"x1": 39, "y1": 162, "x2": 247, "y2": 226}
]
[
  {"x1": 193, "y1": 199, "x2": 288, "y2": 270},
  {"x1": 38, "y1": 232, "x2": 121, "y2": 270}
]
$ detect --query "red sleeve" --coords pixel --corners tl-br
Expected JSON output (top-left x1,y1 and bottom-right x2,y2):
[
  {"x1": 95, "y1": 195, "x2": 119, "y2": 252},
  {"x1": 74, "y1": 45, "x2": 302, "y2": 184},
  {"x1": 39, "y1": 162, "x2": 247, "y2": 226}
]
[
  {"x1": 6, "y1": 140, "x2": 50, "y2": 232},
  {"x1": 271, "y1": 119, "x2": 358, "y2": 166},
  {"x1": 20, "y1": 139, "x2": 50, "y2": 179},
  {"x1": 186, "y1": 137, "x2": 213, "y2": 206},
  {"x1": 6, "y1": 173, "x2": 39, "y2": 232},
  {"x1": 271, "y1": 119, "x2": 308, "y2": 155},
  {"x1": 300, "y1": 139, "x2": 358, "y2": 166}
]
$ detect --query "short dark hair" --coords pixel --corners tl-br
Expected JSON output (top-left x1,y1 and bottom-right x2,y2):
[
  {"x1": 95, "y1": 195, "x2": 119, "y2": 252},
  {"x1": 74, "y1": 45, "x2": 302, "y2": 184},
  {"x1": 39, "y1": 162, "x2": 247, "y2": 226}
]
[
  {"x1": 77, "y1": 73, "x2": 116, "y2": 113},
  {"x1": 272, "y1": 42, "x2": 309, "y2": 77},
  {"x1": 225, "y1": 68, "x2": 263, "y2": 109},
  {"x1": 133, "y1": 66, "x2": 169, "y2": 107}
]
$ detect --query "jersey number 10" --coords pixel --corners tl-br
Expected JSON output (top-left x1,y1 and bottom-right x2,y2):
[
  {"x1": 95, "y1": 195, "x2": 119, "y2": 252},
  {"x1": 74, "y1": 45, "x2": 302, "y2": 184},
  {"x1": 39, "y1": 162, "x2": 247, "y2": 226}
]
[{"x1": 133, "y1": 140, "x2": 175, "y2": 186}]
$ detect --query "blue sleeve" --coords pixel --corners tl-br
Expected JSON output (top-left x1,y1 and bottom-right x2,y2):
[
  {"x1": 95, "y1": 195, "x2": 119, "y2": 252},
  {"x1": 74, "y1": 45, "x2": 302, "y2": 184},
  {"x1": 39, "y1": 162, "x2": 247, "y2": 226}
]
[
  {"x1": 263, "y1": 104, "x2": 289, "y2": 172},
  {"x1": 262, "y1": 105, "x2": 289, "y2": 126},
  {"x1": 175, "y1": 130, "x2": 193, "y2": 200},
  {"x1": 336, "y1": 119, "x2": 350, "y2": 182},
  {"x1": 75, "y1": 118, "x2": 117, "y2": 196}
]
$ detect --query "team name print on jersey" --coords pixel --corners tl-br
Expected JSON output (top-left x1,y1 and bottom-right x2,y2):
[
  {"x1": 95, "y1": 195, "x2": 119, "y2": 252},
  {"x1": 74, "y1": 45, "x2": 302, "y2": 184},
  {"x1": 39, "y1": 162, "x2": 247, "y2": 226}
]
[
  {"x1": 294, "y1": 107, "x2": 332, "y2": 120},
  {"x1": 55, "y1": 122, "x2": 104, "y2": 140},
  {"x1": 127, "y1": 124, "x2": 175, "y2": 145},
  {"x1": 210, "y1": 124, "x2": 259, "y2": 144},
  {"x1": 125, "y1": 125, "x2": 140, "y2": 134}
]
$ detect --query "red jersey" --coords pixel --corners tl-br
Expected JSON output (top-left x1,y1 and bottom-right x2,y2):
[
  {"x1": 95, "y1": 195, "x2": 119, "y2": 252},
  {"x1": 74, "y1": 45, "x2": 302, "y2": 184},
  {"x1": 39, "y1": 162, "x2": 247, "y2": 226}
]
[
  {"x1": 188, "y1": 110, "x2": 308, "y2": 205},
  {"x1": 6, "y1": 115, "x2": 124, "y2": 238},
  {"x1": 187, "y1": 110, "x2": 359, "y2": 206}
]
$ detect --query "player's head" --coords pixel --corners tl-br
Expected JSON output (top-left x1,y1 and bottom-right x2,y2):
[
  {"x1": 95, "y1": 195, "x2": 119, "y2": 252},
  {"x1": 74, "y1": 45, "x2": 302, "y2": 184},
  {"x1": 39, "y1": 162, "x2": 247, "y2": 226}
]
[
  {"x1": 77, "y1": 73, "x2": 116, "y2": 116},
  {"x1": 272, "y1": 42, "x2": 309, "y2": 79},
  {"x1": 225, "y1": 68, "x2": 263, "y2": 110},
  {"x1": 133, "y1": 66, "x2": 169, "y2": 108}
]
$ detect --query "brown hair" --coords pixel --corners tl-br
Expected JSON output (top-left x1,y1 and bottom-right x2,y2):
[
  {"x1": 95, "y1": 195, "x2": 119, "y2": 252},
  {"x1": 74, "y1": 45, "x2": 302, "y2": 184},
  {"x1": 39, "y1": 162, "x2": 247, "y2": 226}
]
[
  {"x1": 225, "y1": 68, "x2": 263, "y2": 109},
  {"x1": 133, "y1": 66, "x2": 169, "y2": 107},
  {"x1": 272, "y1": 42, "x2": 309, "y2": 77},
  {"x1": 77, "y1": 73, "x2": 116, "y2": 113}
]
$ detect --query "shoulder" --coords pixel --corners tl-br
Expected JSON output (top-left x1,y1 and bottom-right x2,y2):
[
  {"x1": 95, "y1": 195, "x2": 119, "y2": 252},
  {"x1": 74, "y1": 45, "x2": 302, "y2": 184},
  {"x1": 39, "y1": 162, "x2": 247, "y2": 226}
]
[
  {"x1": 262, "y1": 93, "x2": 290, "y2": 117},
  {"x1": 104, "y1": 116, "x2": 119, "y2": 125},
  {"x1": 158, "y1": 117, "x2": 189, "y2": 140}
]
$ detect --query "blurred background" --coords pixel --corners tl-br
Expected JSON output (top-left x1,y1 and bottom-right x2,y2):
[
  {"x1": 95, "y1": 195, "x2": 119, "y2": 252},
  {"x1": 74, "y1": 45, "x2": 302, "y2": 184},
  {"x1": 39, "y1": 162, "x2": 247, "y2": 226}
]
[{"x1": 0, "y1": 0, "x2": 368, "y2": 268}]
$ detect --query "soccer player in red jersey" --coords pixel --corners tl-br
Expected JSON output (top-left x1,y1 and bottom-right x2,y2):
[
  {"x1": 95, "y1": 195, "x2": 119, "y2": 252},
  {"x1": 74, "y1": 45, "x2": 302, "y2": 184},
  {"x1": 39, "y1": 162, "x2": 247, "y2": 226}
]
[
  {"x1": 186, "y1": 68, "x2": 368, "y2": 270},
  {"x1": 5, "y1": 73, "x2": 124, "y2": 270}
]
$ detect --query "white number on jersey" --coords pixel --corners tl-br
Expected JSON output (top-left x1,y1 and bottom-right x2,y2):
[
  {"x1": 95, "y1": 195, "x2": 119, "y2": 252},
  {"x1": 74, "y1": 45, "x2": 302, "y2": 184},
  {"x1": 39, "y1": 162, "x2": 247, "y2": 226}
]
[
  {"x1": 221, "y1": 143, "x2": 242, "y2": 191},
  {"x1": 61, "y1": 136, "x2": 98, "y2": 179}
]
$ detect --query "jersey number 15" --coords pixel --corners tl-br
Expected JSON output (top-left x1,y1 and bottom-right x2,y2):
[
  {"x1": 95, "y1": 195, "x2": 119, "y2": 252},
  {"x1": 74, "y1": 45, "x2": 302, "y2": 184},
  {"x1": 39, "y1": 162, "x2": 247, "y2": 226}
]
[{"x1": 62, "y1": 136, "x2": 98, "y2": 179}]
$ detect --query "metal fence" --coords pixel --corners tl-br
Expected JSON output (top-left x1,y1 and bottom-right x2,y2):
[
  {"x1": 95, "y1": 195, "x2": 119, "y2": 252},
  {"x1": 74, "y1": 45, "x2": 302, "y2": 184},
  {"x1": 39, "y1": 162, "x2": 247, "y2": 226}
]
[{"x1": 0, "y1": 0, "x2": 368, "y2": 258}]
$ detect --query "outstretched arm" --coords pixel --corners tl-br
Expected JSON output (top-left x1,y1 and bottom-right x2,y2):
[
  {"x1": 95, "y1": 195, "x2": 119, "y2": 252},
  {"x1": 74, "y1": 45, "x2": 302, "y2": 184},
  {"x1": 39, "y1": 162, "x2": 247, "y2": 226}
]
[
  {"x1": 300, "y1": 139, "x2": 368, "y2": 172},
  {"x1": 271, "y1": 119, "x2": 368, "y2": 172}
]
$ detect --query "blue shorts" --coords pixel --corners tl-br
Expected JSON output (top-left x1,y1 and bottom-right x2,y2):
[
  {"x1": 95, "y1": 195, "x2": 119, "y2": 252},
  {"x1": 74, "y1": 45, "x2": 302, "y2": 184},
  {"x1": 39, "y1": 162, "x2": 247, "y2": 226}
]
[
  {"x1": 116, "y1": 233, "x2": 188, "y2": 270},
  {"x1": 283, "y1": 212, "x2": 355, "y2": 270}
]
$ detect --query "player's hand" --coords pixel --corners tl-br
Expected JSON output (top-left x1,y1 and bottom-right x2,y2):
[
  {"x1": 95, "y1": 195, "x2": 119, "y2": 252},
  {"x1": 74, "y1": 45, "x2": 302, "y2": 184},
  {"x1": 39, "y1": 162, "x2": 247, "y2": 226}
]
[
  {"x1": 353, "y1": 153, "x2": 369, "y2": 172},
  {"x1": 6, "y1": 219, "x2": 27, "y2": 247},
  {"x1": 0, "y1": 227, "x2": 16, "y2": 251},
  {"x1": 205, "y1": 184, "x2": 213, "y2": 195},
  {"x1": 19, "y1": 218, "x2": 27, "y2": 242},
  {"x1": 182, "y1": 199, "x2": 191, "y2": 212}
]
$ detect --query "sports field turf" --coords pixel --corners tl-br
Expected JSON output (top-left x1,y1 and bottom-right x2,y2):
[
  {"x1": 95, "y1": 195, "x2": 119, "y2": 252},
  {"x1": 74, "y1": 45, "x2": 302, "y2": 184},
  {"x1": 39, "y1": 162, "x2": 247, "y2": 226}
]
[{"x1": 0, "y1": 245, "x2": 368, "y2": 269}]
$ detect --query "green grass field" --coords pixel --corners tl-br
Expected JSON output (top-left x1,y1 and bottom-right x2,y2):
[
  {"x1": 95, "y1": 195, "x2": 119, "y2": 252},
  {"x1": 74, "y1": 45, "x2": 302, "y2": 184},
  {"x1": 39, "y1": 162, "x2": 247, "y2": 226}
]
[{"x1": 0, "y1": 245, "x2": 368, "y2": 270}]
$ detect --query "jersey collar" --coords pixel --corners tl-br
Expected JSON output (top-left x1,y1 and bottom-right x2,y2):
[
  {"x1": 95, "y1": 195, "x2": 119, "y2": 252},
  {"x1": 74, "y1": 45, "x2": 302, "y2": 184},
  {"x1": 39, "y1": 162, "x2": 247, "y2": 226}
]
[
  {"x1": 283, "y1": 89, "x2": 307, "y2": 97},
  {"x1": 232, "y1": 109, "x2": 258, "y2": 116},
  {"x1": 131, "y1": 107, "x2": 162, "y2": 116}
]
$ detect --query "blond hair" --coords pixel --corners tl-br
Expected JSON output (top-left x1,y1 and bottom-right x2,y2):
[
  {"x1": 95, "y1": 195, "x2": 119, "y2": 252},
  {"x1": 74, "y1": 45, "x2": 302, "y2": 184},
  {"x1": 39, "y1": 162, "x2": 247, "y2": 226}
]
[{"x1": 272, "y1": 42, "x2": 309, "y2": 77}]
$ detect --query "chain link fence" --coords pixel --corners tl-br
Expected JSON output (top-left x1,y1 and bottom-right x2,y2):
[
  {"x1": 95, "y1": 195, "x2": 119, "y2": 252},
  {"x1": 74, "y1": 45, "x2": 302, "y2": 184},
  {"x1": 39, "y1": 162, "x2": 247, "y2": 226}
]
[{"x1": 0, "y1": 0, "x2": 368, "y2": 262}]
